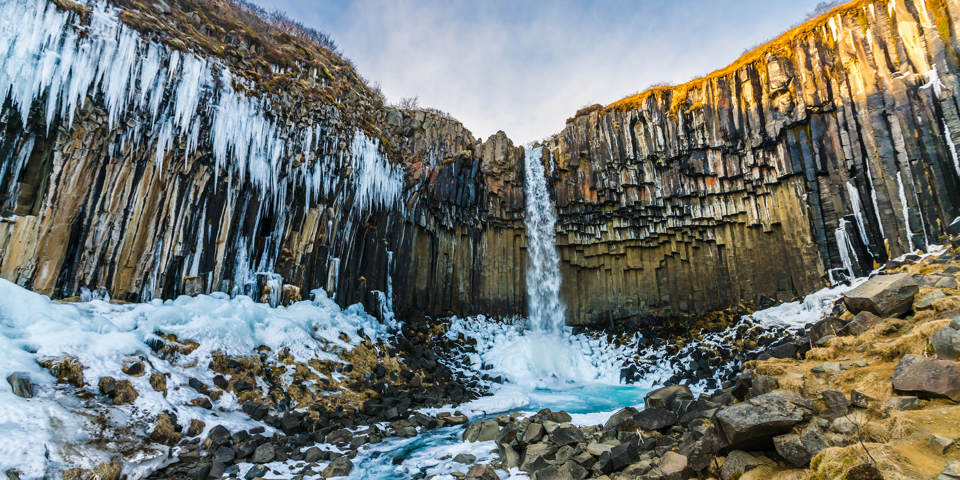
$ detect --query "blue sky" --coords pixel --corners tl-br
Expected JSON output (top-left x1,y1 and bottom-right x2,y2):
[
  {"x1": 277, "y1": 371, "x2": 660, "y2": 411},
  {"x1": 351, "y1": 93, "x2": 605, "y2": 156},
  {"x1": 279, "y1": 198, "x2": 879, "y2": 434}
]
[{"x1": 258, "y1": 0, "x2": 827, "y2": 143}]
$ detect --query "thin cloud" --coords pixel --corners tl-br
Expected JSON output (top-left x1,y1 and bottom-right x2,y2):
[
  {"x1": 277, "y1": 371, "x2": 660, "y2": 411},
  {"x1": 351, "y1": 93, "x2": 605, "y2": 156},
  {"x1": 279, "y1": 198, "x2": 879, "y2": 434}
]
[{"x1": 257, "y1": 0, "x2": 826, "y2": 143}]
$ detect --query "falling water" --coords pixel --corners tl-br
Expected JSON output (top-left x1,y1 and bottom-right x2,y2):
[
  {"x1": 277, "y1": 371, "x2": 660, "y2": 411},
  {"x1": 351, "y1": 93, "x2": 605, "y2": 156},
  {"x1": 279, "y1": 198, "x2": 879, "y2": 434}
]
[{"x1": 523, "y1": 148, "x2": 566, "y2": 332}]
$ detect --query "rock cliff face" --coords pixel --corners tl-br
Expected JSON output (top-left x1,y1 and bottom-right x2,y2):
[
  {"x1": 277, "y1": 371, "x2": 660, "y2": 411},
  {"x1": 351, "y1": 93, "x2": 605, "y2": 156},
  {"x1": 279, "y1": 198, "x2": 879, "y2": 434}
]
[
  {"x1": 541, "y1": 0, "x2": 960, "y2": 322},
  {"x1": 2, "y1": 0, "x2": 960, "y2": 325}
]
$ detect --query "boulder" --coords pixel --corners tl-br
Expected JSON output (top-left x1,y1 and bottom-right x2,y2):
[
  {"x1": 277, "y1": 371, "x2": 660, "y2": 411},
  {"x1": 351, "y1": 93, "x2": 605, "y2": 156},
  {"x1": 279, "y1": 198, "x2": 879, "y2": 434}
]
[
  {"x1": 477, "y1": 420, "x2": 500, "y2": 442},
  {"x1": 6, "y1": 372, "x2": 32, "y2": 399},
  {"x1": 604, "y1": 407, "x2": 640, "y2": 430},
  {"x1": 940, "y1": 461, "x2": 960, "y2": 480},
  {"x1": 647, "y1": 451, "x2": 688, "y2": 480},
  {"x1": 465, "y1": 465, "x2": 498, "y2": 480},
  {"x1": 931, "y1": 325, "x2": 960, "y2": 361},
  {"x1": 719, "y1": 450, "x2": 763, "y2": 480},
  {"x1": 453, "y1": 453, "x2": 476, "y2": 464},
  {"x1": 645, "y1": 385, "x2": 694, "y2": 411},
  {"x1": 304, "y1": 446, "x2": 323, "y2": 463},
  {"x1": 809, "y1": 316, "x2": 847, "y2": 345},
  {"x1": 634, "y1": 408, "x2": 678, "y2": 431},
  {"x1": 821, "y1": 390, "x2": 850, "y2": 417},
  {"x1": 322, "y1": 456, "x2": 353, "y2": 478},
  {"x1": 522, "y1": 422, "x2": 545, "y2": 443},
  {"x1": 885, "y1": 396, "x2": 921, "y2": 411},
  {"x1": 551, "y1": 426, "x2": 585, "y2": 447},
  {"x1": 850, "y1": 389, "x2": 875, "y2": 408},
  {"x1": 252, "y1": 443, "x2": 274, "y2": 464},
  {"x1": 534, "y1": 465, "x2": 574, "y2": 480},
  {"x1": 843, "y1": 311, "x2": 880, "y2": 335},
  {"x1": 773, "y1": 424, "x2": 828, "y2": 467},
  {"x1": 842, "y1": 273, "x2": 919, "y2": 317},
  {"x1": 892, "y1": 354, "x2": 960, "y2": 401},
  {"x1": 916, "y1": 290, "x2": 947, "y2": 309},
  {"x1": 494, "y1": 423, "x2": 518, "y2": 447},
  {"x1": 714, "y1": 390, "x2": 813, "y2": 448},
  {"x1": 520, "y1": 443, "x2": 556, "y2": 473},
  {"x1": 501, "y1": 444, "x2": 520, "y2": 468},
  {"x1": 930, "y1": 434, "x2": 955, "y2": 455}
]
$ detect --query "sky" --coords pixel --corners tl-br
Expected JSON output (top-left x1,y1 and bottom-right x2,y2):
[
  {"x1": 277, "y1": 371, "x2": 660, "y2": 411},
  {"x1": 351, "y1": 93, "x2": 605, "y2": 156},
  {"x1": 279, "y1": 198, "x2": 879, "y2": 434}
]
[{"x1": 256, "y1": 0, "x2": 828, "y2": 144}]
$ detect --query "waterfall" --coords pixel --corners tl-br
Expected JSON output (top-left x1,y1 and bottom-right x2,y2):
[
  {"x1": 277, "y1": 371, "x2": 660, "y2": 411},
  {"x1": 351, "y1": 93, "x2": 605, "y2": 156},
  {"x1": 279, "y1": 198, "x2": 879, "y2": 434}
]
[{"x1": 523, "y1": 148, "x2": 566, "y2": 332}]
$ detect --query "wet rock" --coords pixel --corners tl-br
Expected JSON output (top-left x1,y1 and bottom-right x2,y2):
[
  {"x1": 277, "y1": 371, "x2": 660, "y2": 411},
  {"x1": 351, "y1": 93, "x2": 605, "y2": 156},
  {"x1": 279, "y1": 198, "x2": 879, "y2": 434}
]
[
  {"x1": 714, "y1": 390, "x2": 813, "y2": 448},
  {"x1": 635, "y1": 408, "x2": 678, "y2": 431},
  {"x1": 6, "y1": 372, "x2": 32, "y2": 399},
  {"x1": 843, "y1": 273, "x2": 919, "y2": 317},
  {"x1": 931, "y1": 325, "x2": 960, "y2": 361},
  {"x1": 453, "y1": 453, "x2": 476, "y2": 464},
  {"x1": 645, "y1": 385, "x2": 694, "y2": 411},
  {"x1": 892, "y1": 354, "x2": 960, "y2": 401},
  {"x1": 719, "y1": 450, "x2": 763, "y2": 480},
  {"x1": 252, "y1": 443, "x2": 275, "y2": 464}
]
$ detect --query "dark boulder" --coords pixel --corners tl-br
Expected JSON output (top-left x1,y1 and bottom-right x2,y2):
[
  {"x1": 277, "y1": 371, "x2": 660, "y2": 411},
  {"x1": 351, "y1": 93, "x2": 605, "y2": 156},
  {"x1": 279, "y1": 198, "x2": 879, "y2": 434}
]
[
  {"x1": 892, "y1": 354, "x2": 960, "y2": 401},
  {"x1": 635, "y1": 408, "x2": 678, "y2": 431},
  {"x1": 842, "y1": 273, "x2": 919, "y2": 317},
  {"x1": 714, "y1": 390, "x2": 813, "y2": 448}
]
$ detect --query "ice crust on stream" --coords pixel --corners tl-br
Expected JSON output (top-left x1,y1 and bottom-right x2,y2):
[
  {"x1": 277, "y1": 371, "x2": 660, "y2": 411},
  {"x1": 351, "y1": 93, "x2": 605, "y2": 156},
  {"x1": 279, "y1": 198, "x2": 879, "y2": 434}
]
[{"x1": 0, "y1": 279, "x2": 387, "y2": 479}]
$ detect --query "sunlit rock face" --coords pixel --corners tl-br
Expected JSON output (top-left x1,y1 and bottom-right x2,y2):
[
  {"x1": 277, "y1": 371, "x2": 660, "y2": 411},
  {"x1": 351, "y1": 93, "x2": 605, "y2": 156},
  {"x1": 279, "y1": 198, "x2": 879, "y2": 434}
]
[
  {"x1": 2, "y1": 0, "x2": 960, "y2": 325},
  {"x1": 541, "y1": 0, "x2": 960, "y2": 323}
]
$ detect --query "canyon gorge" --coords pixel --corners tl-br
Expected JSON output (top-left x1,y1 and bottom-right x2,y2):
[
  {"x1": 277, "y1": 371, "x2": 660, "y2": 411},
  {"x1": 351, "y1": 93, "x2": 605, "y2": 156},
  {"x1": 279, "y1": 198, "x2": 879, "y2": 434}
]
[{"x1": 3, "y1": 0, "x2": 960, "y2": 326}]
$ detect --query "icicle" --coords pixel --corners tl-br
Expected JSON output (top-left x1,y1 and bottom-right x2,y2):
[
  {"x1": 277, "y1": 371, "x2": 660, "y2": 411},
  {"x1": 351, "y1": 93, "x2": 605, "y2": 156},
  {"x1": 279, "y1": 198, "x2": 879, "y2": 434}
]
[
  {"x1": 896, "y1": 171, "x2": 916, "y2": 252},
  {"x1": 845, "y1": 181, "x2": 872, "y2": 254}
]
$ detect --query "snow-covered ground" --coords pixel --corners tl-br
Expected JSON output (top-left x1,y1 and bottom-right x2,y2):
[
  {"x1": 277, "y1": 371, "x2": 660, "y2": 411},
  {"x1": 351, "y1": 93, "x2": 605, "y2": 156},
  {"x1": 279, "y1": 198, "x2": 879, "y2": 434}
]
[{"x1": 0, "y1": 279, "x2": 387, "y2": 478}]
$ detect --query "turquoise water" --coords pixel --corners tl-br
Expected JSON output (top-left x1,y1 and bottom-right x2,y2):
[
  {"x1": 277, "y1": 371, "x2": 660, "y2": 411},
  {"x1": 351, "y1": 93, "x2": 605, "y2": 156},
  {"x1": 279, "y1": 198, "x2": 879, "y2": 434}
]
[{"x1": 349, "y1": 382, "x2": 651, "y2": 480}]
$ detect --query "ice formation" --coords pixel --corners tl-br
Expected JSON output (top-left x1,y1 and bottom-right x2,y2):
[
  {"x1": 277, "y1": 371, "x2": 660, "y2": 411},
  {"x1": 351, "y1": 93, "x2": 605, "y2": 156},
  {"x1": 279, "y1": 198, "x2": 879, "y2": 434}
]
[{"x1": 0, "y1": 279, "x2": 386, "y2": 478}]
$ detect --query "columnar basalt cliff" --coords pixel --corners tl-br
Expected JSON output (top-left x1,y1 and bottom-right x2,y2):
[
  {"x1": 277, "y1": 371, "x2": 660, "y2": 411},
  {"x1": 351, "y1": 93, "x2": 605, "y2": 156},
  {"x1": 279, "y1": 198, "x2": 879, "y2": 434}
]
[
  {"x1": 2, "y1": 0, "x2": 960, "y2": 326},
  {"x1": 541, "y1": 0, "x2": 960, "y2": 323}
]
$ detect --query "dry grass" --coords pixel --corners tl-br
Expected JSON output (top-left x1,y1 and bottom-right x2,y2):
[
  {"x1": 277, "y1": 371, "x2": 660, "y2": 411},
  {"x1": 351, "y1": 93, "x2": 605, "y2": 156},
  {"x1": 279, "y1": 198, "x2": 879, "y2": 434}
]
[
  {"x1": 871, "y1": 319, "x2": 948, "y2": 361},
  {"x1": 809, "y1": 445, "x2": 910, "y2": 480}
]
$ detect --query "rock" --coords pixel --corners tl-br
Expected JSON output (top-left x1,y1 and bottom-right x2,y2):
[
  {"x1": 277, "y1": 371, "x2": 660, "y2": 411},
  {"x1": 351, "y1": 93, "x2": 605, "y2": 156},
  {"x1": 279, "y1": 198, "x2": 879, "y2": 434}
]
[
  {"x1": 931, "y1": 326, "x2": 960, "y2": 361},
  {"x1": 98, "y1": 377, "x2": 116, "y2": 396},
  {"x1": 645, "y1": 385, "x2": 694, "y2": 411},
  {"x1": 809, "y1": 316, "x2": 846, "y2": 345},
  {"x1": 111, "y1": 380, "x2": 138, "y2": 405},
  {"x1": 213, "y1": 446, "x2": 235, "y2": 463},
  {"x1": 522, "y1": 422, "x2": 545, "y2": 443},
  {"x1": 304, "y1": 446, "x2": 323, "y2": 463},
  {"x1": 749, "y1": 375, "x2": 779, "y2": 397},
  {"x1": 843, "y1": 273, "x2": 919, "y2": 317},
  {"x1": 930, "y1": 434, "x2": 955, "y2": 455},
  {"x1": 453, "y1": 453, "x2": 476, "y2": 464},
  {"x1": 647, "y1": 451, "x2": 688, "y2": 480},
  {"x1": 916, "y1": 290, "x2": 947, "y2": 309},
  {"x1": 322, "y1": 456, "x2": 354, "y2": 478},
  {"x1": 149, "y1": 372, "x2": 167, "y2": 396},
  {"x1": 520, "y1": 443, "x2": 556, "y2": 473},
  {"x1": 844, "y1": 311, "x2": 880, "y2": 335},
  {"x1": 206, "y1": 425, "x2": 231, "y2": 449},
  {"x1": 243, "y1": 465, "x2": 268, "y2": 480},
  {"x1": 714, "y1": 390, "x2": 813, "y2": 448},
  {"x1": 719, "y1": 450, "x2": 763, "y2": 480},
  {"x1": 5, "y1": 372, "x2": 32, "y2": 399},
  {"x1": 252, "y1": 443, "x2": 275, "y2": 464},
  {"x1": 465, "y1": 464, "x2": 498, "y2": 480},
  {"x1": 634, "y1": 408, "x2": 678, "y2": 431},
  {"x1": 535, "y1": 465, "x2": 573, "y2": 480},
  {"x1": 501, "y1": 444, "x2": 520, "y2": 468},
  {"x1": 149, "y1": 414, "x2": 182, "y2": 446},
  {"x1": 850, "y1": 390, "x2": 874, "y2": 408},
  {"x1": 940, "y1": 461, "x2": 960, "y2": 480},
  {"x1": 773, "y1": 424, "x2": 827, "y2": 467},
  {"x1": 892, "y1": 354, "x2": 960, "y2": 401},
  {"x1": 327, "y1": 428, "x2": 354, "y2": 444},
  {"x1": 604, "y1": 407, "x2": 640, "y2": 430},
  {"x1": 185, "y1": 419, "x2": 204, "y2": 437},
  {"x1": 494, "y1": 423, "x2": 518, "y2": 447},
  {"x1": 767, "y1": 343, "x2": 798, "y2": 359},
  {"x1": 477, "y1": 420, "x2": 500, "y2": 442},
  {"x1": 608, "y1": 444, "x2": 639, "y2": 471},
  {"x1": 587, "y1": 443, "x2": 613, "y2": 456},
  {"x1": 821, "y1": 390, "x2": 850, "y2": 417},
  {"x1": 551, "y1": 426, "x2": 585, "y2": 446},
  {"x1": 885, "y1": 396, "x2": 921, "y2": 411}
]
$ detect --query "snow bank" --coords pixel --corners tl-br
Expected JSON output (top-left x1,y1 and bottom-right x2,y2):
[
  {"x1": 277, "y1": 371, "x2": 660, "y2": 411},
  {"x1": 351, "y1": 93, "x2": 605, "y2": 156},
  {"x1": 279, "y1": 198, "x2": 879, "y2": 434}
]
[{"x1": 0, "y1": 279, "x2": 386, "y2": 479}]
